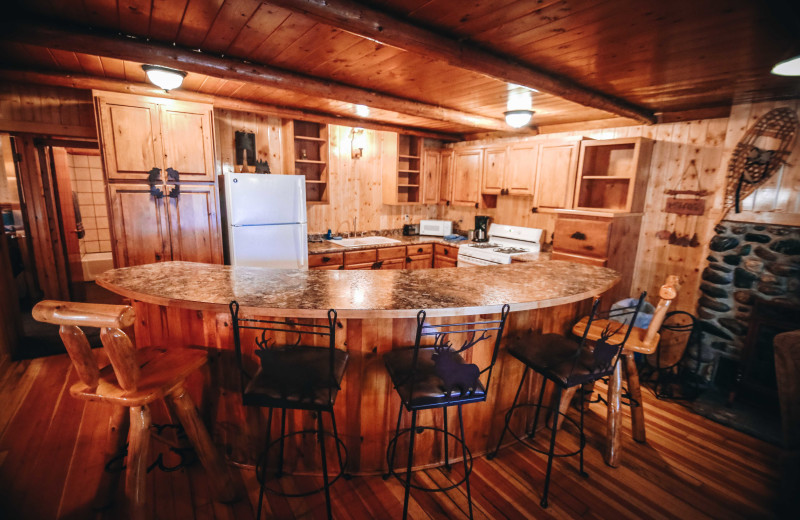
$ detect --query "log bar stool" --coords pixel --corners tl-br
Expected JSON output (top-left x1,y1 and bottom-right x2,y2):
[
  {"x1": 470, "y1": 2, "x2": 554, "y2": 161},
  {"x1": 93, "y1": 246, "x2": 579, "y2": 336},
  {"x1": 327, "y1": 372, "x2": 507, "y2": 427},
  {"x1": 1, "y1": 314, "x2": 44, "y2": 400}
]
[
  {"x1": 383, "y1": 305, "x2": 510, "y2": 520},
  {"x1": 229, "y1": 301, "x2": 348, "y2": 520},
  {"x1": 488, "y1": 295, "x2": 645, "y2": 508},
  {"x1": 31, "y1": 300, "x2": 237, "y2": 520},
  {"x1": 572, "y1": 275, "x2": 680, "y2": 466}
]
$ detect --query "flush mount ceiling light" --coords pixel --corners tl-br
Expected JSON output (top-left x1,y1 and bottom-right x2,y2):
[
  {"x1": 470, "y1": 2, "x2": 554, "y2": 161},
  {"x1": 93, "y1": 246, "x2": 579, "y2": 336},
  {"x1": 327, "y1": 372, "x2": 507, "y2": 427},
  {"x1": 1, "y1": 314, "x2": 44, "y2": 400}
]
[
  {"x1": 355, "y1": 104, "x2": 370, "y2": 117},
  {"x1": 504, "y1": 109, "x2": 535, "y2": 128},
  {"x1": 771, "y1": 55, "x2": 800, "y2": 76},
  {"x1": 142, "y1": 65, "x2": 187, "y2": 90}
]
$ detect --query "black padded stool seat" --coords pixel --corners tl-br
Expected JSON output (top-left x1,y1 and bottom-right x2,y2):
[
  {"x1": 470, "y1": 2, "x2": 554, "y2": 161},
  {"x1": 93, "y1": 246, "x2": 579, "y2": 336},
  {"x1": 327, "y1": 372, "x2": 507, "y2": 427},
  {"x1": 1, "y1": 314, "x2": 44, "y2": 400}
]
[
  {"x1": 384, "y1": 347, "x2": 486, "y2": 408},
  {"x1": 508, "y1": 333, "x2": 607, "y2": 387},
  {"x1": 243, "y1": 345, "x2": 348, "y2": 409}
]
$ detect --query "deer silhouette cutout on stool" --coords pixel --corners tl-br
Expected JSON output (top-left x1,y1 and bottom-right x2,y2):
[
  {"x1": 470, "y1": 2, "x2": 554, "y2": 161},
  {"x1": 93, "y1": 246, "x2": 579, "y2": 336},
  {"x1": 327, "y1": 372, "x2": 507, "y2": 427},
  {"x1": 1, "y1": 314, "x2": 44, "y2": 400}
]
[{"x1": 431, "y1": 331, "x2": 487, "y2": 398}]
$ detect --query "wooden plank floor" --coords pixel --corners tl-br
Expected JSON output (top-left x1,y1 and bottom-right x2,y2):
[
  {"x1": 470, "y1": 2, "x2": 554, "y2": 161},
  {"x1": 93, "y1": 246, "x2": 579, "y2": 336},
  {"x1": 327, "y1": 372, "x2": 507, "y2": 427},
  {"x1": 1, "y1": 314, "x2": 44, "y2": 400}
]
[{"x1": 0, "y1": 353, "x2": 781, "y2": 519}]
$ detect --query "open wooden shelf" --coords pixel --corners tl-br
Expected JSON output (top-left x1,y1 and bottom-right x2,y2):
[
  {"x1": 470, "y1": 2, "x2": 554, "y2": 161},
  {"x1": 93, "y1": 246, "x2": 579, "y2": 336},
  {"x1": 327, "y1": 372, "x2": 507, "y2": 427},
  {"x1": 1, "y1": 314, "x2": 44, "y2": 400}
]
[{"x1": 291, "y1": 119, "x2": 329, "y2": 204}]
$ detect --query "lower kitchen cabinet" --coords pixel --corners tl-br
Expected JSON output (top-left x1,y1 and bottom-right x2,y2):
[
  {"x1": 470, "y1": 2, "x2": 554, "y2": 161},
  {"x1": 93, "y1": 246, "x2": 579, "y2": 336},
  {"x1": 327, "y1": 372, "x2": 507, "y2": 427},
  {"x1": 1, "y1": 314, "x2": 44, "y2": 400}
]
[
  {"x1": 406, "y1": 243, "x2": 433, "y2": 269},
  {"x1": 309, "y1": 252, "x2": 344, "y2": 270},
  {"x1": 108, "y1": 183, "x2": 222, "y2": 267},
  {"x1": 344, "y1": 249, "x2": 378, "y2": 270},
  {"x1": 434, "y1": 243, "x2": 457, "y2": 268}
]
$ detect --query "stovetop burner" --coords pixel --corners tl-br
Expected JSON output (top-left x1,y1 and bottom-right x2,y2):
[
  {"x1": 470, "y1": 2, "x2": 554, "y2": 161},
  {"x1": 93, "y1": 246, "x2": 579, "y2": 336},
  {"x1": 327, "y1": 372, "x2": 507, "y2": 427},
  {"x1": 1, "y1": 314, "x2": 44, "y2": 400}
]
[
  {"x1": 494, "y1": 247, "x2": 529, "y2": 254},
  {"x1": 469, "y1": 242, "x2": 499, "y2": 249}
]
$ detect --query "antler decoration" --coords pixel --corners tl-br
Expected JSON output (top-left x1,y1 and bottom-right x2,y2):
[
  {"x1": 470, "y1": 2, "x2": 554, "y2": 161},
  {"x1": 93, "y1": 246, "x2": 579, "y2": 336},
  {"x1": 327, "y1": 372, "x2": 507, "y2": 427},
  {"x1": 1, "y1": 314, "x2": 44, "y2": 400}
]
[
  {"x1": 433, "y1": 333, "x2": 452, "y2": 352},
  {"x1": 454, "y1": 330, "x2": 492, "y2": 353},
  {"x1": 255, "y1": 329, "x2": 274, "y2": 351}
]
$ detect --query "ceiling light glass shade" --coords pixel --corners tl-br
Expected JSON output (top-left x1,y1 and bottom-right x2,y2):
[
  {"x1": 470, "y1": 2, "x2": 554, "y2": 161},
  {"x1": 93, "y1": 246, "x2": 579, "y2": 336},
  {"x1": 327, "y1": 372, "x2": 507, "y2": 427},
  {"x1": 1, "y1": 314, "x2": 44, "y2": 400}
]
[
  {"x1": 142, "y1": 65, "x2": 187, "y2": 90},
  {"x1": 771, "y1": 55, "x2": 800, "y2": 76},
  {"x1": 355, "y1": 104, "x2": 370, "y2": 117},
  {"x1": 504, "y1": 110, "x2": 534, "y2": 128}
]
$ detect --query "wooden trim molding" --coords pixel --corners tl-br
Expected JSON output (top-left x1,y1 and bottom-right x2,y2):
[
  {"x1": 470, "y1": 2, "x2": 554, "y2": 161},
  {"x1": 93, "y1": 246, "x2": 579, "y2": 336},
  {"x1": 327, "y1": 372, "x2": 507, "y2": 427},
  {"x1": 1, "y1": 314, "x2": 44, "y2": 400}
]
[{"x1": 0, "y1": 119, "x2": 96, "y2": 138}]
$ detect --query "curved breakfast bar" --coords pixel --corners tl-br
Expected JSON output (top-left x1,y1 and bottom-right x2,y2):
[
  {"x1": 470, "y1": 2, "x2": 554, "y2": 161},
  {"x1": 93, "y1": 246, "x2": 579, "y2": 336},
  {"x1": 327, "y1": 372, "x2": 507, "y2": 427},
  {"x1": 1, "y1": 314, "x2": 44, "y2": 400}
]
[{"x1": 96, "y1": 259, "x2": 619, "y2": 474}]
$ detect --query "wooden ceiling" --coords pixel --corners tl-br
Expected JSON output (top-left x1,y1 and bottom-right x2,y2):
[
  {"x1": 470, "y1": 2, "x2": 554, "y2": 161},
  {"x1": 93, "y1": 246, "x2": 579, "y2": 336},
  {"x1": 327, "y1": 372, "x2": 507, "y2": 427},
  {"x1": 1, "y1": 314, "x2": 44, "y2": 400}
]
[{"x1": 0, "y1": 0, "x2": 798, "y2": 138}]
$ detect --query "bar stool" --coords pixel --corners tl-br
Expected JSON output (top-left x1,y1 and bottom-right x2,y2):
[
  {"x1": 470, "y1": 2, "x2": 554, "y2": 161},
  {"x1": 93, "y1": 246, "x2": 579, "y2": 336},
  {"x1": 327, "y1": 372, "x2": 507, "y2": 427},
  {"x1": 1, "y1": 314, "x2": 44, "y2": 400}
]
[
  {"x1": 382, "y1": 305, "x2": 510, "y2": 520},
  {"x1": 31, "y1": 300, "x2": 237, "y2": 520},
  {"x1": 229, "y1": 301, "x2": 348, "y2": 520},
  {"x1": 571, "y1": 275, "x2": 680, "y2": 465},
  {"x1": 488, "y1": 295, "x2": 645, "y2": 508}
]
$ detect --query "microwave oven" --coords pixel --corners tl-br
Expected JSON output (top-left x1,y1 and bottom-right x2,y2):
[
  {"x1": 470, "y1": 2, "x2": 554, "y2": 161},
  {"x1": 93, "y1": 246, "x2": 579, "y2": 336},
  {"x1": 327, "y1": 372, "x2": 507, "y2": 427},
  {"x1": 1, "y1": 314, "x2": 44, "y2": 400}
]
[{"x1": 419, "y1": 220, "x2": 453, "y2": 237}]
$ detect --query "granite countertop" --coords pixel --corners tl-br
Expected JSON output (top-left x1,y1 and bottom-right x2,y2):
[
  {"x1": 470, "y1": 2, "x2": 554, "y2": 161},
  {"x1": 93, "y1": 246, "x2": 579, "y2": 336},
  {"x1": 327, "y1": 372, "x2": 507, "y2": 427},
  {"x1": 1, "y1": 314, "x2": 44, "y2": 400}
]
[
  {"x1": 307, "y1": 235, "x2": 462, "y2": 254},
  {"x1": 96, "y1": 260, "x2": 619, "y2": 319}
]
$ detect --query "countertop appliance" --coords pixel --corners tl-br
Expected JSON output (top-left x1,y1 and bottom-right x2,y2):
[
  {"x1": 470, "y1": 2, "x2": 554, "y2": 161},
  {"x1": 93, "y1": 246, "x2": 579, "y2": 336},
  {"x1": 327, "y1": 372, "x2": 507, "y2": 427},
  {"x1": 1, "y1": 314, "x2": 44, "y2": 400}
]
[
  {"x1": 457, "y1": 223, "x2": 543, "y2": 266},
  {"x1": 419, "y1": 219, "x2": 453, "y2": 236},
  {"x1": 403, "y1": 223, "x2": 419, "y2": 236},
  {"x1": 220, "y1": 173, "x2": 308, "y2": 269},
  {"x1": 474, "y1": 215, "x2": 490, "y2": 242}
]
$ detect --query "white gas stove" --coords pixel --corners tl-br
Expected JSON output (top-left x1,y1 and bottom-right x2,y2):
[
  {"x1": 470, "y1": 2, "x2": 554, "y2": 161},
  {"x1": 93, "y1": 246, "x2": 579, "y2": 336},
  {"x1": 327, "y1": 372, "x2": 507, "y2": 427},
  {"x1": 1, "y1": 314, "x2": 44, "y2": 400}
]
[{"x1": 457, "y1": 224, "x2": 544, "y2": 266}]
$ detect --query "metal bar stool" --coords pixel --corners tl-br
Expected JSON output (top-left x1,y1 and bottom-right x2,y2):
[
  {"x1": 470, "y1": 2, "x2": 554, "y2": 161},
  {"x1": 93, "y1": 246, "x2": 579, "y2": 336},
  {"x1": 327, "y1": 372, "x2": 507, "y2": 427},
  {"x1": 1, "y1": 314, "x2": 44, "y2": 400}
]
[
  {"x1": 488, "y1": 294, "x2": 645, "y2": 508},
  {"x1": 229, "y1": 301, "x2": 348, "y2": 520},
  {"x1": 32, "y1": 300, "x2": 237, "y2": 520},
  {"x1": 382, "y1": 305, "x2": 510, "y2": 520}
]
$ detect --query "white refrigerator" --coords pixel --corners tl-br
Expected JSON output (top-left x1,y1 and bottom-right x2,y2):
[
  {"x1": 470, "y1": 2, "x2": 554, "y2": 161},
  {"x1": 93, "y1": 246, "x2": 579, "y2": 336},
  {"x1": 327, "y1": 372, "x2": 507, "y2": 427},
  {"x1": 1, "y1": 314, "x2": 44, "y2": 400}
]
[{"x1": 220, "y1": 173, "x2": 308, "y2": 269}]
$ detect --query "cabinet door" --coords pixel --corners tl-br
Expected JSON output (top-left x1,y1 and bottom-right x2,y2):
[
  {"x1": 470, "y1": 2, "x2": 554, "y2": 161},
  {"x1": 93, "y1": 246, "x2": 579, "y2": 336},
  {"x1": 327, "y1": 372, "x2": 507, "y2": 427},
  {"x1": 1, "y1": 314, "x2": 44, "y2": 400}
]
[
  {"x1": 506, "y1": 142, "x2": 538, "y2": 196},
  {"x1": 406, "y1": 255, "x2": 432, "y2": 269},
  {"x1": 451, "y1": 148, "x2": 483, "y2": 207},
  {"x1": 166, "y1": 184, "x2": 223, "y2": 264},
  {"x1": 536, "y1": 142, "x2": 578, "y2": 209},
  {"x1": 422, "y1": 149, "x2": 441, "y2": 204},
  {"x1": 438, "y1": 149, "x2": 454, "y2": 205},
  {"x1": 481, "y1": 147, "x2": 506, "y2": 195},
  {"x1": 108, "y1": 183, "x2": 170, "y2": 267},
  {"x1": 96, "y1": 96, "x2": 163, "y2": 181},
  {"x1": 160, "y1": 102, "x2": 215, "y2": 182}
]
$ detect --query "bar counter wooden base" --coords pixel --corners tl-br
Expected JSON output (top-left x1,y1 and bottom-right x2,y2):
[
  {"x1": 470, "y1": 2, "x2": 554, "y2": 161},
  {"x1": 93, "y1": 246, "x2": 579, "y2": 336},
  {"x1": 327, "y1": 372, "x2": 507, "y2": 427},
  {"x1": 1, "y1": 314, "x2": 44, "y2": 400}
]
[{"x1": 129, "y1": 300, "x2": 595, "y2": 475}]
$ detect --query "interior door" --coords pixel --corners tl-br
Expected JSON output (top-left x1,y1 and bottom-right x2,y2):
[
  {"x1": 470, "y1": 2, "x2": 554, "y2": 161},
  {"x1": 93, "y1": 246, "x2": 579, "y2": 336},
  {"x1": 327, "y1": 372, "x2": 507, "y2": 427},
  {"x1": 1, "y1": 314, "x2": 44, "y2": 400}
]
[
  {"x1": 96, "y1": 94, "x2": 163, "y2": 181},
  {"x1": 451, "y1": 148, "x2": 483, "y2": 207},
  {"x1": 160, "y1": 101, "x2": 215, "y2": 182},
  {"x1": 51, "y1": 148, "x2": 83, "y2": 283},
  {"x1": 166, "y1": 184, "x2": 223, "y2": 264},
  {"x1": 108, "y1": 183, "x2": 170, "y2": 267}
]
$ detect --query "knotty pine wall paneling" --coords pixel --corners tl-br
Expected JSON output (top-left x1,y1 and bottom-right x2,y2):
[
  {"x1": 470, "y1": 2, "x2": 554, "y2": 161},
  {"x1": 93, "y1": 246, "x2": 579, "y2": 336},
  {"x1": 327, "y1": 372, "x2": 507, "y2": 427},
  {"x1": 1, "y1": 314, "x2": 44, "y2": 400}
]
[{"x1": 0, "y1": 82, "x2": 96, "y2": 138}]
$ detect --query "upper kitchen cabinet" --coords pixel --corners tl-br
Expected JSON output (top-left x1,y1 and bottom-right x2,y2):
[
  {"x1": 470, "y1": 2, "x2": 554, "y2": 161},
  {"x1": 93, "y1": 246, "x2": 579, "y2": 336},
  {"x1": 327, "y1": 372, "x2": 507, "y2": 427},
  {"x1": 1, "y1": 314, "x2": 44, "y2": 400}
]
[
  {"x1": 438, "y1": 149, "x2": 454, "y2": 205},
  {"x1": 451, "y1": 147, "x2": 483, "y2": 207},
  {"x1": 421, "y1": 148, "x2": 441, "y2": 204},
  {"x1": 95, "y1": 92, "x2": 215, "y2": 182},
  {"x1": 505, "y1": 142, "x2": 539, "y2": 196},
  {"x1": 535, "y1": 141, "x2": 581, "y2": 210},
  {"x1": 286, "y1": 119, "x2": 329, "y2": 204},
  {"x1": 573, "y1": 137, "x2": 653, "y2": 213},
  {"x1": 480, "y1": 146, "x2": 508, "y2": 195}
]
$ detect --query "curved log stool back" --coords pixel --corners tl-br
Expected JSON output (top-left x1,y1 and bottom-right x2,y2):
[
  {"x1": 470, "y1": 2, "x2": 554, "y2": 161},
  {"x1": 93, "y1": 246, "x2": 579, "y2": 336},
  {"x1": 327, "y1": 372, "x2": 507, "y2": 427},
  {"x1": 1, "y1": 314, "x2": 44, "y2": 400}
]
[
  {"x1": 571, "y1": 275, "x2": 680, "y2": 465},
  {"x1": 382, "y1": 305, "x2": 510, "y2": 520},
  {"x1": 32, "y1": 300, "x2": 237, "y2": 520},
  {"x1": 229, "y1": 301, "x2": 348, "y2": 520},
  {"x1": 488, "y1": 294, "x2": 646, "y2": 508}
]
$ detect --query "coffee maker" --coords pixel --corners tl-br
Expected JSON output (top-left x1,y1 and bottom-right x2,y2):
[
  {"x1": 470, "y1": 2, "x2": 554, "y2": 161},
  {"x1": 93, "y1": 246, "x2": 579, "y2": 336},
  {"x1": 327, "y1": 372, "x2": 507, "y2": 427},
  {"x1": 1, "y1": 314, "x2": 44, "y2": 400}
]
[{"x1": 474, "y1": 215, "x2": 490, "y2": 242}]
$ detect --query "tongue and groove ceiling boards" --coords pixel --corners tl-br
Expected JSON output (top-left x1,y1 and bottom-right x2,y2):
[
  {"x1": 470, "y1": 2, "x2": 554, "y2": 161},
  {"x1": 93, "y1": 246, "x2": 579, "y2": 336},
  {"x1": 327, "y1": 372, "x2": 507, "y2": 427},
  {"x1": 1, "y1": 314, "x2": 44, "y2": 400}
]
[{"x1": 0, "y1": 0, "x2": 798, "y2": 138}]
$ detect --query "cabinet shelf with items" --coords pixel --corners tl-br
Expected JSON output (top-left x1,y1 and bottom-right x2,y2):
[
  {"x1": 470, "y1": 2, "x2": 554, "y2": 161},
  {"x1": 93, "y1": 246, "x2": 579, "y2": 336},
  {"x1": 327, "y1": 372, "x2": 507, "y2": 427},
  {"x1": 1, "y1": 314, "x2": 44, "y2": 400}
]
[
  {"x1": 289, "y1": 120, "x2": 329, "y2": 205},
  {"x1": 573, "y1": 137, "x2": 652, "y2": 213},
  {"x1": 397, "y1": 134, "x2": 422, "y2": 204}
]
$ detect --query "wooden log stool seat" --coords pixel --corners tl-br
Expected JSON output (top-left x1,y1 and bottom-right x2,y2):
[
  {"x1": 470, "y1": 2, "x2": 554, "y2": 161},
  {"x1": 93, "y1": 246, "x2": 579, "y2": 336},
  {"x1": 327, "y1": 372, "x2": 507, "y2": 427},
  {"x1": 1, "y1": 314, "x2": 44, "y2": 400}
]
[
  {"x1": 229, "y1": 301, "x2": 349, "y2": 520},
  {"x1": 487, "y1": 295, "x2": 646, "y2": 508},
  {"x1": 571, "y1": 275, "x2": 680, "y2": 466},
  {"x1": 382, "y1": 305, "x2": 510, "y2": 520},
  {"x1": 31, "y1": 300, "x2": 237, "y2": 520}
]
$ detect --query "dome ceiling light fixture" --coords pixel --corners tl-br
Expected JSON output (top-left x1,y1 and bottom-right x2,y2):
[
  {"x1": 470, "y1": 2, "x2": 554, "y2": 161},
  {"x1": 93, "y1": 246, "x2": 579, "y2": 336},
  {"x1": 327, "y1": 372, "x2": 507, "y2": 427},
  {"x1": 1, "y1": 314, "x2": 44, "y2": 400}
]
[
  {"x1": 505, "y1": 84, "x2": 537, "y2": 128},
  {"x1": 142, "y1": 65, "x2": 187, "y2": 91},
  {"x1": 771, "y1": 55, "x2": 800, "y2": 76}
]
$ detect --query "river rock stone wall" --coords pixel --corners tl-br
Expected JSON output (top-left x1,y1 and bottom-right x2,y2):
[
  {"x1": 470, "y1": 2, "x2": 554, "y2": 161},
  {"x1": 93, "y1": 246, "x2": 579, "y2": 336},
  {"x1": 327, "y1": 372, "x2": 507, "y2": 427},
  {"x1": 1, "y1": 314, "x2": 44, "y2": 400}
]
[{"x1": 698, "y1": 221, "x2": 800, "y2": 374}]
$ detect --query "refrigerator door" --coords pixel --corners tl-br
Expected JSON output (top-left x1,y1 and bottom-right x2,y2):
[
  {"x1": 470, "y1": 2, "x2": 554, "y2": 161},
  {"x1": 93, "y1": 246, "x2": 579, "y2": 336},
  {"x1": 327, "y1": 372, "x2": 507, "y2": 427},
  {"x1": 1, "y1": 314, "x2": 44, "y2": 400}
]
[
  {"x1": 229, "y1": 223, "x2": 309, "y2": 269},
  {"x1": 226, "y1": 173, "x2": 307, "y2": 226}
]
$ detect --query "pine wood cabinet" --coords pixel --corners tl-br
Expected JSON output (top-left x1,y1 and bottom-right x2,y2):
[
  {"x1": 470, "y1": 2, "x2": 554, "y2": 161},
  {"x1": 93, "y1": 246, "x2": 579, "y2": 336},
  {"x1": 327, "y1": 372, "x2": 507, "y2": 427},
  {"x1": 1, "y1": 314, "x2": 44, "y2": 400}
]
[
  {"x1": 422, "y1": 148, "x2": 440, "y2": 204},
  {"x1": 406, "y1": 243, "x2": 433, "y2": 269},
  {"x1": 95, "y1": 91, "x2": 221, "y2": 268},
  {"x1": 505, "y1": 142, "x2": 539, "y2": 196},
  {"x1": 451, "y1": 148, "x2": 483, "y2": 207},
  {"x1": 535, "y1": 141, "x2": 581, "y2": 210},
  {"x1": 438, "y1": 149, "x2": 454, "y2": 205},
  {"x1": 434, "y1": 243, "x2": 457, "y2": 268},
  {"x1": 480, "y1": 146, "x2": 507, "y2": 195}
]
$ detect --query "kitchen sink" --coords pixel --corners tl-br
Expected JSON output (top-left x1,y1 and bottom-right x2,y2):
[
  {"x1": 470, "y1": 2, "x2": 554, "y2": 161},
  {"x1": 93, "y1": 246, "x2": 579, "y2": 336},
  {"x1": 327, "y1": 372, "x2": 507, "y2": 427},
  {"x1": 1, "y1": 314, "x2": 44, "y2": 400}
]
[{"x1": 327, "y1": 236, "x2": 402, "y2": 247}]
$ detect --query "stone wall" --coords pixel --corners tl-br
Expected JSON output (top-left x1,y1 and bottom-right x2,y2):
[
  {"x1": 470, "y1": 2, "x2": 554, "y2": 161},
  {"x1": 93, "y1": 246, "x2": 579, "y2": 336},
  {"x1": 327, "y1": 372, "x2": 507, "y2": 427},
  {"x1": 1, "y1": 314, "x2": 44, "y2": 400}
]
[{"x1": 698, "y1": 221, "x2": 800, "y2": 378}]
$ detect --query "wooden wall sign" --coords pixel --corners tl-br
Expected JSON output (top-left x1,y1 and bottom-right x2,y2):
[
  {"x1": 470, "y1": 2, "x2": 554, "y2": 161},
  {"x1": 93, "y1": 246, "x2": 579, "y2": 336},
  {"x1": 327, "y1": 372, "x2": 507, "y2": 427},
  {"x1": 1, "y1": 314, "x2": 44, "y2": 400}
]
[{"x1": 665, "y1": 197, "x2": 705, "y2": 215}]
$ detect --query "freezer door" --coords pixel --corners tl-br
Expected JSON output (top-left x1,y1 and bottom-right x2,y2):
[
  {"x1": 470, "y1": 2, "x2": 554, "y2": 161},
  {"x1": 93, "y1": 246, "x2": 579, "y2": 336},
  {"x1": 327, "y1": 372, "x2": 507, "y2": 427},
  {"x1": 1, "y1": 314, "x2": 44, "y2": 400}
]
[
  {"x1": 229, "y1": 223, "x2": 309, "y2": 269},
  {"x1": 226, "y1": 173, "x2": 307, "y2": 226}
]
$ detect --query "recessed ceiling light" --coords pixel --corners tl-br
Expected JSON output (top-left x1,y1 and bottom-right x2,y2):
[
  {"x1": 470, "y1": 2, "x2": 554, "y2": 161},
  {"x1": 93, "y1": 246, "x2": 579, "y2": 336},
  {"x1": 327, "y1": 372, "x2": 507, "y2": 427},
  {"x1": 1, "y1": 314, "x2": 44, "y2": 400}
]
[
  {"x1": 355, "y1": 104, "x2": 370, "y2": 117},
  {"x1": 771, "y1": 55, "x2": 800, "y2": 76},
  {"x1": 142, "y1": 65, "x2": 187, "y2": 90}
]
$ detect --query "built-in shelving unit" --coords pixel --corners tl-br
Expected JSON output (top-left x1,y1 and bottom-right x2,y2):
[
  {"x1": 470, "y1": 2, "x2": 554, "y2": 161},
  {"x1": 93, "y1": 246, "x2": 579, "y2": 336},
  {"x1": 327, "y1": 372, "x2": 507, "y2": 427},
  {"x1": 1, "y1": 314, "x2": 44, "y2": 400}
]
[
  {"x1": 292, "y1": 120, "x2": 329, "y2": 204},
  {"x1": 395, "y1": 134, "x2": 422, "y2": 204},
  {"x1": 573, "y1": 137, "x2": 652, "y2": 213}
]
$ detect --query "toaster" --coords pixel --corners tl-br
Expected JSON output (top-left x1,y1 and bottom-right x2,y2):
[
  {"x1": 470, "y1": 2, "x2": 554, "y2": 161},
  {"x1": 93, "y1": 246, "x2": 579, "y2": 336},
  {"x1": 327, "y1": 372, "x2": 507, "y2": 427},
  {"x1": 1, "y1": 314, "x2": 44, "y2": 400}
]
[{"x1": 419, "y1": 220, "x2": 453, "y2": 237}]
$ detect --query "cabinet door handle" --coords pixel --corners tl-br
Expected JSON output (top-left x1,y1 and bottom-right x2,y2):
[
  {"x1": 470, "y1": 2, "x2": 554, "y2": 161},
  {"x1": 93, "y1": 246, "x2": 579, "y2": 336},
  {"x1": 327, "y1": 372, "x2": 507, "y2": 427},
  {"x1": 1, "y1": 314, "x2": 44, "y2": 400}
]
[
  {"x1": 322, "y1": 256, "x2": 331, "y2": 263},
  {"x1": 148, "y1": 167, "x2": 163, "y2": 199},
  {"x1": 446, "y1": 200, "x2": 450, "y2": 206},
  {"x1": 474, "y1": 203, "x2": 478, "y2": 209},
  {"x1": 372, "y1": 261, "x2": 383, "y2": 269},
  {"x1": 417, "y1": 247, "x2": 423, "y2": 253}
]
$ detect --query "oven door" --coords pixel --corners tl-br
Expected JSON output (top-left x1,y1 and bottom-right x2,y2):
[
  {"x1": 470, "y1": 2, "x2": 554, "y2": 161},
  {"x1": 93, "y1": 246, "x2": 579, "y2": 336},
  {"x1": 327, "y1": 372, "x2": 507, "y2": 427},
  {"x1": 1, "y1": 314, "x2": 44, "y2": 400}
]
[{"x1": 457, "y1": 254, "x2": 499, "y2": 267}]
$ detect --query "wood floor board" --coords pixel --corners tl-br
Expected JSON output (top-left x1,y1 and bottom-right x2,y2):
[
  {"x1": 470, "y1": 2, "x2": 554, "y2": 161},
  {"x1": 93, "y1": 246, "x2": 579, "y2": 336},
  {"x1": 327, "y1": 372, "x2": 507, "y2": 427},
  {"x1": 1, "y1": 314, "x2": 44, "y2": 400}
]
[{"x1": 0, "y1": 353, "x2": 781, "y2": 519}]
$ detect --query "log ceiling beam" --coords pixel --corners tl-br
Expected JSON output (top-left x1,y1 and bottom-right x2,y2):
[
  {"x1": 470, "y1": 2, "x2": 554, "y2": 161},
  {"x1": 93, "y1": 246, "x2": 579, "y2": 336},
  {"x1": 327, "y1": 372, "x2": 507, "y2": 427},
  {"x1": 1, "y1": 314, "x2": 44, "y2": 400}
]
[
  {"x1": 0, "y1": 21, "x2": 506, "y2": 132},
  {"x1": 267, "y1": 0, "x2": 658, "y2": 125},
  {"x1": 0, "y1": 69, "x2": 460, "y2": 141}
]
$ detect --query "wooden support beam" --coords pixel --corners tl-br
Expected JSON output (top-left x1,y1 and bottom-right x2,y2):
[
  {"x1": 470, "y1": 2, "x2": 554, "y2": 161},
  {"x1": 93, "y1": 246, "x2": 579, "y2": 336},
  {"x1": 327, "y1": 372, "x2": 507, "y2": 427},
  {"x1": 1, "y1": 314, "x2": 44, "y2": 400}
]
[
  {"x1": 267, "y1": 0, "x2": 657, "y2": 125},
  {"x1": 0, "y1": 70, "x2": 459, "y2": 141},
  {"x1": 0, "y1": 21, "x2": 506, "y2": 132}
]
